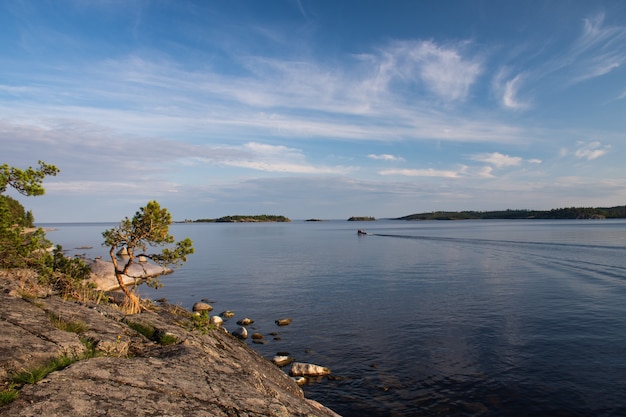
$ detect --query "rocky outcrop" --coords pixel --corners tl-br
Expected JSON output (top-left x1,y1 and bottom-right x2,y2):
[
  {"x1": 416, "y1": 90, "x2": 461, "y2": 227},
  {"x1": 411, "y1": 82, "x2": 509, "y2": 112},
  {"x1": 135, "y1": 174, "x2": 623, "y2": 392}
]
[
  {"x1": 87, "y1": 258, "x2": 172, "y2": 291},
  {"x1": 0, "y1": 272, "x2": 339, "y2": 417}
]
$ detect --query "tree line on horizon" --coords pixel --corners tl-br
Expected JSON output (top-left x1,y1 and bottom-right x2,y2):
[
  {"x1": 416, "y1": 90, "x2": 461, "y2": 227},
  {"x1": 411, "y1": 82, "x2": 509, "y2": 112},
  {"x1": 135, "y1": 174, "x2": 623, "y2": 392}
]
[
  {"x1": 195, "y1": 215, "x2": 291, "y2": 223},
  {"x1": 394, "y1": 206, "x2": 626, "y2": 221}
]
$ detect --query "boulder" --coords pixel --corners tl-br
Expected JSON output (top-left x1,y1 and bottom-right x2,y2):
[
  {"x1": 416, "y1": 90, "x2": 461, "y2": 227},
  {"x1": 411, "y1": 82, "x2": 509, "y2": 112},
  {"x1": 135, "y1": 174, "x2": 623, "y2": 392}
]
[
  {"x1": 275, "y1": 318, "x2": 292, "y2": 326},
  {"x1": 87, "y1": 258, "x2": 172, "y2": 292},
  {"x1": 209, "y1": 316, "x2": 223, "y2": 327},
  {"x1": 273, "y1": 355, "x2": 295, "y2": 367},
  {"x1": 192, "y1": 302, "x2": 213, "y2": 312},
  {"x1": 237, "y1": 317, "x2": 254, "y2": 325},
  {"x1": 232, "y1": 326, "x2": 248, "y2": 339},
  {"x1": 292, "y1": 376, "x2": 307, "y2": 386},
  {"x1": 289, "y1": 362, "x2": 331, "y2": 377},
  {"x1": 220, "y1": 310, "x2": 235, "y2": 319}
]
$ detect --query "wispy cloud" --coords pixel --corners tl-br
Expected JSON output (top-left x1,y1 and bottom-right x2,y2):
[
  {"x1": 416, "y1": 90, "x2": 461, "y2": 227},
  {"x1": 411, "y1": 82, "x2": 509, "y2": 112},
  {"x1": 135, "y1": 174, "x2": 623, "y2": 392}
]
[
  {"x1": 368, "y1": 154, "x2": 405, "y2": 161},
  {"x1": 0, "y1": 47, "x2": 531, "y2": 146},
  {"x1": 219, "y1": 142, "x2": 352, "y2": 174},
  {"x1": 379, "y1": 168, "x2": 461, "y2": 178},
  {"x1": 574, "y1": 141, "x2": 611, "y2": 160},
  {"x1": 493, "y1": 69, "x2": 529, "y2": 110},
  {"x1": 469, "y1": 152, "x2": 523, "y2": 168},
  {"x1": 373, "y1": 40, "x2": 483, "y2": 103},
  {"x1": 566, "y1": 13, "x2": 626, "y2": 83}
]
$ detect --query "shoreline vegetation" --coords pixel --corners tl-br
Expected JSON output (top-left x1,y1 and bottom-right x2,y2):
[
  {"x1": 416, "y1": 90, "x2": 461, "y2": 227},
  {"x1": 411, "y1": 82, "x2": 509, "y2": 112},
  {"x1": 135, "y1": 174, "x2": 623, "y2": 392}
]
[
  {"x1": 179, "y1": 205, "x2": 626, "y2": 224},
  {"x1": 194, "y1": 214, "x2": 291, "y2": 223},
  {"x1": 394, "y1": 205, "x2": 626, "y2": 221}
]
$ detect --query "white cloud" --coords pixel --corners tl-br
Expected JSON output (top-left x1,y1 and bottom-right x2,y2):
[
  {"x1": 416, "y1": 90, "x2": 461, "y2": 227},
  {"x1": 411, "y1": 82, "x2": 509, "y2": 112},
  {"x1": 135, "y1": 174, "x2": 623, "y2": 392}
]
[
  {"x1": 383, "y1": 40, "x2": 483, "y2": 102},
  {"x1": 379, "y1": 168, "x2": 460, "y2": 178},
  {"x1": 367, "y1": 153, "x2": 405, "y2": 161},
  {"x1": 223, "y1": 160, "x2": 351, "y2": 174},
  {"x1": 567, "y1": 13, "x2": 626, "y2": 83},
  {"x1": 493, "y1": 69, "x2": 529, "y2": 110},
  {"x1": 470, "y1": 152, "x2": 523, "y2": 168},
  {"x1": 476, "y1": 166, "x2": 494, "y2": 178},
  {"x1": 220, "y1": 142, "x2": 353, "y2": 174},
  {"x1": 502, "y1": 74, "x2": 526, "y2": 109},
  {"x1": 574, "y1": 141, "x2": 611, "y2": 160}
]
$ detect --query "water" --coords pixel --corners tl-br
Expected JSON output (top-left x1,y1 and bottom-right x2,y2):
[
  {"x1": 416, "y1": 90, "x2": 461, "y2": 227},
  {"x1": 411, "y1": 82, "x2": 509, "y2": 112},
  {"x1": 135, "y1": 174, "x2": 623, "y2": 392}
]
[{"x1": 43, "y1": 219, "x2": 626, "y2": 416}]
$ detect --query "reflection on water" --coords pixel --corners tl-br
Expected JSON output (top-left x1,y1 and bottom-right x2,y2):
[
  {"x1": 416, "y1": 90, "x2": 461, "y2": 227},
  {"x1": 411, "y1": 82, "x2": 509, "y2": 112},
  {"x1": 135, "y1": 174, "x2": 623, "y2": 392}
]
[{"x1": 44, "y1": 220, "x2": 626, "y2": 416}]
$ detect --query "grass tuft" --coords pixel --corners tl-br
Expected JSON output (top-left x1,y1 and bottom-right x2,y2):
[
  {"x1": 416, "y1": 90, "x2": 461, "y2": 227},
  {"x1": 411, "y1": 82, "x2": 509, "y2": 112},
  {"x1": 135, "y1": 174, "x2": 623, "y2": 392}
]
[
  {"x1": 48, "y1": 313, "x2": 88, "y2": 333},
  {"x1": 11, "y1": 355, "x2": 77, "y2": 385},
  {"x1": 0, "y1": 386, "x2": 19, "y2": 406},
  {"x1": 125, "y1": 320, "x2": 178, "y2": 345}
]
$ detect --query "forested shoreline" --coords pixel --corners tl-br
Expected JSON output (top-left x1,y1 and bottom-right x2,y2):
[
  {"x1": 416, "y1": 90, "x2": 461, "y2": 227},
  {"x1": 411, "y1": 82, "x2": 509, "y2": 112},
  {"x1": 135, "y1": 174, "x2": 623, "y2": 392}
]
[{"x1": 395, "y1": 206, "x2": 626, "y2": 221}]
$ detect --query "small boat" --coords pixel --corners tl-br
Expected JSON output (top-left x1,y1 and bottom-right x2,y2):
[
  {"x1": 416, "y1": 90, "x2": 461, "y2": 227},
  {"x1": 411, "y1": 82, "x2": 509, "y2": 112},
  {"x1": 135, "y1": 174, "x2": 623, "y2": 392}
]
[{"x1": 357, "y1": 229, "x2": 367, "y2": 235}]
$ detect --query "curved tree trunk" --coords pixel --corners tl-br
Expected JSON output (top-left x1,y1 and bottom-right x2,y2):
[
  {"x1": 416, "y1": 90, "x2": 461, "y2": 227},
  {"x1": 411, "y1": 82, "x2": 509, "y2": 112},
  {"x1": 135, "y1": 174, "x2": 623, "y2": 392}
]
[{"x1": 109, "y1": 246, "x2": 141, "y2": 314}]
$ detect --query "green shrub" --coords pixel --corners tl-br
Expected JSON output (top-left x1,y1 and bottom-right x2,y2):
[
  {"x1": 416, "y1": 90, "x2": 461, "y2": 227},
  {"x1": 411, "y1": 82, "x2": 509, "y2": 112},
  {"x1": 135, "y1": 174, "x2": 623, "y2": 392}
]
[{"x1": 36, "y1": 246, "x2": 101, "y2": 302}]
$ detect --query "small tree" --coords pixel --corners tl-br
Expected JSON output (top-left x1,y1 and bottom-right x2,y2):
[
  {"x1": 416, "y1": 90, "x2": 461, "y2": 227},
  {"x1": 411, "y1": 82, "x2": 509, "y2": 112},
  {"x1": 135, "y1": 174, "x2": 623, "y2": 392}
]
[
  {"x1": 102, "y1": 201, "x2": 194, "y2": 314},
  {"x1": 0, "y1": 161, "x2": 59, "y2": 268}
]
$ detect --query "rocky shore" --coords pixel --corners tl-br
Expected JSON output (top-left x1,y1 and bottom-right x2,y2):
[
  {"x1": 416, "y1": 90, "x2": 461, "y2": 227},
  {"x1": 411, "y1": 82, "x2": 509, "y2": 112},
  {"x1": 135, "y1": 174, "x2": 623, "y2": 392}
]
[{"x1": 0, "y1": 268, "x2": 340, "y2": 416}]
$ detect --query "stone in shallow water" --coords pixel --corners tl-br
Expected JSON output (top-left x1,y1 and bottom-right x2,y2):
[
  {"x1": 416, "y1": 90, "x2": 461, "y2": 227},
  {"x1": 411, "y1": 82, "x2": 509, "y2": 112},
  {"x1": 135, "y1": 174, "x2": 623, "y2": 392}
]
[
  {"x1": 220, "y1": 310, "x2": 235, "y2": 319},
  {"x1": 232, "y1": 327, "x2": 248, "y2": 339},
  {"x1": 273, "y1": 356, "x2": 295, "y2": 367},
  {"x1": 275, "y1": 318, "x2": 292, "y2": 326},
  {"x1": 289, "y1": 362, "x2": 331, "y2": 377},
  {"x1": 292, "y1": 376, "x2": 307, "y2": 386},
  {"x1": 237, "y1": 317, "x2": 254, "y2": 325},
  {"x1": 192, "y1": 302, "x2": 213, "y2": 312},
  {"x1": 210, "y1": 316, "x2": 223, "y2": 327}
]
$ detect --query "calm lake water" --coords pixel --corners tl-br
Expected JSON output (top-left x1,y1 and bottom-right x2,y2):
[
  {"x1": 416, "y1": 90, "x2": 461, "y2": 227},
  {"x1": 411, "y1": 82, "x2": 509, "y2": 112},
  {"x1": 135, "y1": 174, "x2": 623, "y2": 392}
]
[{"x1": 43, "y1": 219, "x2": 626, "y2": 417}]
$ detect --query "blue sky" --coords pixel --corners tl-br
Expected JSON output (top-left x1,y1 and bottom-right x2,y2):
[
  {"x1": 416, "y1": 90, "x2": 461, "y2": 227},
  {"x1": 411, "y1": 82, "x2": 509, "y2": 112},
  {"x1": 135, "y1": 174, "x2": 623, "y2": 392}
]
[{"x1": 2, "y1": 0, "x2": 626, "y2": 222}]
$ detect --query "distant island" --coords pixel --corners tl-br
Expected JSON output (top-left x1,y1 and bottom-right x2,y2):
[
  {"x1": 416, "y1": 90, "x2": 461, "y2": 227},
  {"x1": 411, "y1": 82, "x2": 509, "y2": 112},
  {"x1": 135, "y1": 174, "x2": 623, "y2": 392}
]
[
  {"x1": 395, "y1": 206, "x2": 626, "y2": 221},
  {"x1": 347, "y1": 216, "x2": 376, "y2": 221},
  {"x1": 195, "y1": 215, "x2": 291, "y2": 223}
]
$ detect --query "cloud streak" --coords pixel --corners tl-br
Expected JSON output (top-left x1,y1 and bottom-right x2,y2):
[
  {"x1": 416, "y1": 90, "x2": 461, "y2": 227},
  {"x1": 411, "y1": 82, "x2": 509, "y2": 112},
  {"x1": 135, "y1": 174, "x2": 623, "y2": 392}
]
[
  {"x1": 574, "y1": 141, "x2": 611, "y2": 160},
  {"x1": 469, "y1": 152, "x2": 524, "y2": 168}
]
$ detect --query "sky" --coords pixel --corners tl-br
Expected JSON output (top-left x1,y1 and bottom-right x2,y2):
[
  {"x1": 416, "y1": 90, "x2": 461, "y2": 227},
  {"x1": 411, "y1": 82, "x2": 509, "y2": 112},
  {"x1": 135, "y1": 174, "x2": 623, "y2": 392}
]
[{"x1": 2, "y1": 0, "x2": 626, "y2": 222}]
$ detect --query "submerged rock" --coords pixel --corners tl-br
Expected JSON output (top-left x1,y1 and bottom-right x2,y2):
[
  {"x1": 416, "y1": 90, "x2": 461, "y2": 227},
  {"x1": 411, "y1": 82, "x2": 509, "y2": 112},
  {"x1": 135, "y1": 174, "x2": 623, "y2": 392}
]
[
  {"x1": 237, "y1": 317, "x2": 254, "y2": 325},
  {"x1": 275, "y1": 318, "x2": 292, "y2": 326},
  {"x1": 220, "y1": 310, "x2": 235, "y2": 319}
]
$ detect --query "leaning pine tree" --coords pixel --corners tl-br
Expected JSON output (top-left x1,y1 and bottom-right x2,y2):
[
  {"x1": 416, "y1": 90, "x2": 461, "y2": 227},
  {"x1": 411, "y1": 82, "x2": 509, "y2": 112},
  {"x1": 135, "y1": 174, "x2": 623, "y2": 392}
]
[{"x1": 102, "y1": 201, "x2": 194, "y2": 314}]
